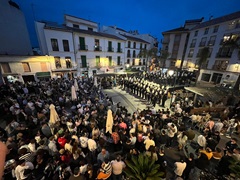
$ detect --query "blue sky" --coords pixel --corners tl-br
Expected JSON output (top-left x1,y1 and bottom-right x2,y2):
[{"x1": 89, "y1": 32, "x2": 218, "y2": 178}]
[{"x1": 15, "y1": 0, "x2": 240, "y2": 47}]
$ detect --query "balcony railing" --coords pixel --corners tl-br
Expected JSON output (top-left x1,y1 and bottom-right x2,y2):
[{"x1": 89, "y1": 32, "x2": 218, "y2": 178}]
[
  {"x1": 127, "y1": 54, "x2": 131, "y2": 58},
  {"x1": 117, "y1": 48, "x2": 122, "y2": 53},
  {"x1": 212, "y1": 65, "x2": 227, "y2": 71},
  {"x1": 188, "y1": 54, "x2": 193, "y2": 58},
  {"x1": 199, "y1": 42, "x2": 206, "y2": 47},
  {"x1": 190, "y1": 43, "x2": 196, "y2": 48},
  {"x1": 207, "y1": 40, "x2": 215, "y2": 46},
  {"x1": 215, "y1": 52, "x2": 232, "y2": 58},
  {"x1": 108, "y1": 47, "x2": 114, "y2": 52},
  {"x1": 78, "y1": 45, "x2": 88, "y2": 51},
  {"x1": 94, "y1": 45, "x2": 102, "y2": 51}
]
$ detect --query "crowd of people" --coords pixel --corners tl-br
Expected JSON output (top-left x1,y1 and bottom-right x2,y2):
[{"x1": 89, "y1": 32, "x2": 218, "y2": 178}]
[{"x1": 0, "y1": 71, "x2": 239, "y2": 180}]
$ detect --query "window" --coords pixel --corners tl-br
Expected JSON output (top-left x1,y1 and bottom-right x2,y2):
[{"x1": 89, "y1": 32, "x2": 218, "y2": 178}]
[
  {"x1": 62, "y1": 40, "x2": 70, "y2": 52},
  {"x1": 108, "y1": 56, "x2": 112, "y2": 66},
  {"x1": 127, "y1": 50, "x2": 131, "y2": 58},
  {"x1": 132, "y1": 59, "x2": 135, "y2": 66},
  {"x1": 143, "y1": 59, "x2": 146, "y2": 65},
  {"x1": 117, "y1": 43, "x2": 122, "y2": 52},
  {"x1": 208, "y1": 36, "x2": 216, "y2": 46},
  {"x1": 96, "y1": 56, "x2": 100, "y2": 67},
  {"x1": 128, "y1": 41, "x2": 131, "y2": 48},
  {"x1": 188, "y1": 49, "x2": 194, "y2": 57},
  {"x1": 228, "y1": 20, "x2": 237, "y2": 30},
  {"x1": 81, "y1": 56, "x2": 87, "y2": 68},
  {"x1": 40, "y1": 62, "x2": 47, "y2": 71},
  {"x1": 1, "y1": 63, "x2": 11, "y2": 73},
  {"x1": 108, "y1": 41, "x2": 113, "y2": 52},
  {"x1": 94, "y1": 39, "x2": 101, "y2": 51},
  {"x1": 88, "y1": 27, "x2": 93, "y2": 31},
  {"x1": 204, "y1": 28, "x2": 209, "y2": 35},
  {"x1": 194, "y1": 30, "x2": 198, "y2": 37},
  {"x1": 22, "y1": 62, "x2": 31, "y2": 72},
  {"x1": 199, "y1": 37, "x2": 207, "y2": 47},
  {"x1": 190, "y1": 39, "x2": 196, "y2": 47},
  {"x1": 133, "y1": 50, "x2": 136, "y2": 58},
  {"x1": 213, "y1": 25, "x2": 219, "y2": 33},
  {"x1": 127, "y1": 59, "x2": 130, "y2": 64},
  {"x1": 51, "y1": 39, "x2": 59, "y2": 51},
  {"x1": 79, "y1": 37, "x2": 87, "y2": 50},
  {"x1": 140, "y1": 43, "x2": 142, "y2": 49},
  {"x1": 144, "y1": 44, "x2": 147, "y2": 49},
  {"x1": 54, "y1": 56, "x2": 61, "y2": 69},
  {"x1": 170, "y1": 60, "x2": 176, "y2": 67},
  {"x1": 133, "y1": 42, "x2": 136, "y2": 48},
  {"x1": 208, "y1": 48, "x2": 213, "y2": 57},
  {"x1": 117, "y1": 56, "x2": 121, "y2": 65},
  {"x1": 65, "y1": 57, "x2": 72, "y2": 68},
  {"x1": 73, "y1": 24, "x2": 79, "y2": 28},
  {"x1": 236, "y1": 20, "x2": 240, "y2": 29}
]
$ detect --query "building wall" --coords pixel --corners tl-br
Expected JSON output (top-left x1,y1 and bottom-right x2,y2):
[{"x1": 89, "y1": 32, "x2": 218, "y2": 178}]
[
  {"x1": 0, "y1": 55, "x2": 54, "y2": 82},
  {"x1": 35, "y1": 21, "x2": 49, "y2": 55},
  {"x1": 0, "y1": 0, "x2": 32, "y2": 55}
]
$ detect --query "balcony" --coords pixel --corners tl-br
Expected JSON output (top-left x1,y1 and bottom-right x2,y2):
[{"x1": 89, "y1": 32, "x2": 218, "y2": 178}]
[
  {"x1": 108, "y1": 47, "x2": 114, "y2": 52},
  {"x1": 215, "y1": 52, "x2": 232, "y2": 58},
  {"x1": 199, "y1": 42, "x2": 206, "y2": 47},
  {"x1": 212, "y1": 65, "x2": 227, "y2": 71},
  {"x1": 94, "y1": 45, "x2": 102, "y2": 51},
  {"x1": 188, "y1": 54, "x2": 193, "y2": 58},
  {"x1": 117, "y1": 48, "x2": 122, "y2": 53},
  {"x1": 127, "y1": 54, "x2": 131, "y2": 58},
  {"x1": 190, "y1": 43, "x2": 196, "y2": 48},
  {"x1": 78, "y1": 45, "x2": 88, "y2": 51},
  {"x1": 207, "y1": 40, "x2": 215, "y2": 46}
]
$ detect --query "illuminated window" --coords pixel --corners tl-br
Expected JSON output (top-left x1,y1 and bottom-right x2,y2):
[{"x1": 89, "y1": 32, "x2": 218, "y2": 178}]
[
  {"x1": 22, "y1": 62, "x2": 31, "y2": 72},
  {"x1": 40, "y1": 62, "x2": 47, "y2": 71},
  {"x1": 1, "y1": 63, "x2": 11, "y2": 73},
  {"x1": 65, "y1": 57, "x2": 72, "y2": 68},
  {"x1": 54, "y1": 56, "x2": 61, "y2": 69}
]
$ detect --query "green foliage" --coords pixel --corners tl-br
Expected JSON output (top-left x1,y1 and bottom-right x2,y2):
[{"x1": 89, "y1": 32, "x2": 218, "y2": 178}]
[
  {"x1": 229, "y1": 158, "x2": 240, "y2": 178},
  {"x1": 123, "y1": 153, "x2": 164, "y2": 180}
]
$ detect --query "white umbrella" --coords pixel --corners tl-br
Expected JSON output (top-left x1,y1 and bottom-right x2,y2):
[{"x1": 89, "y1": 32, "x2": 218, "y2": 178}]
[
  {"x1": 94, "y1": 77, "x2": 98, "y2": 87},
  {"x1": 71, "y1": 85, "x2": 77, "y2": 101},
  {"x1": 74, "y1": 79, "x2": 79, "y2": 91},
  {"x1": 106, "y1": 109, "x2": 113, "y2": 134},
  {"x1": 49, "y1": 104, "x2": 60, "y2": 125}
]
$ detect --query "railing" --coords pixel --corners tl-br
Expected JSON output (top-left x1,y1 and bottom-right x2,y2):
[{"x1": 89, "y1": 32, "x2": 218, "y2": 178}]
[
  {"x1": 207, "y1": 40, "x2": 215, "y2": 46},
  {"x1": 108, "y1": 47, "x2": 114, "y2": 52},
  {"x1": 215, "y1": 52, "x2": 232, "y2": 58},
  {"x1": 117, "y1": 48, "x2": 122, "y2": 53},
  {"x1": 188, "y1": 54, "x2": 193, "y2": 58},
  {"x1": 199, "y1": 42, "x2": 206, "y2": 47},
  {"x1": 94, "y1": 46, "x2": 102, "y2": 51},
  {"x1": 212, "y1": 65, "x2": 227, "y2": 71},
  {"x1": 127, "y1": 54, "x2": 131, "y2": 58},
  {"x1": 190, "y1": 43, "x2": 196, "y2": 48},
  {"x1": 78, "y1": 45, "x2": 88, "y2": 51}
]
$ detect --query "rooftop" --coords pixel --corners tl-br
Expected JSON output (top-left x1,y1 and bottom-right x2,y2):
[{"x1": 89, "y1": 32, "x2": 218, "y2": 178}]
[
  {"x1": 193, "y1": 11, "x2": 240, "y2": 30},
  {"x1": 120, "y1": 34, "x2": 149, "y2": 43}
]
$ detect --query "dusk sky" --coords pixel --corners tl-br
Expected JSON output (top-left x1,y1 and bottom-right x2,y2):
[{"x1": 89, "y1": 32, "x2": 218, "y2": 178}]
[{"x1": 15, "y1": 0, "x2": 240, "y2": 47}]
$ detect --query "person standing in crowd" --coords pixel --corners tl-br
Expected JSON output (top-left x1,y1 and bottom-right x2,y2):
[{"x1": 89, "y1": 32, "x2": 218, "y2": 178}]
[
  {"x1": 111, "y1": 155, "x2": 126, "y2": 180},
  {"x1": 174, "y1": 158, "x2": 186, "y2": 179}
]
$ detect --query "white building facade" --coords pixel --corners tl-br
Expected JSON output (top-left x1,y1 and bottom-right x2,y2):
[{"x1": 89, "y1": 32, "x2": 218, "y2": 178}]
[{"x1": 183, "y1": 11, "x2": 240, "y2": 87}]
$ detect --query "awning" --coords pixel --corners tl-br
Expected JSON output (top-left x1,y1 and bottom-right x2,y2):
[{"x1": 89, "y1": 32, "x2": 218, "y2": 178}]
[
  {"x1": 36, "y1": 72, "x2": 51, "y2": 77},
  {"x1": 184, "y1": 87, "x2": 204, "y2": 96}
]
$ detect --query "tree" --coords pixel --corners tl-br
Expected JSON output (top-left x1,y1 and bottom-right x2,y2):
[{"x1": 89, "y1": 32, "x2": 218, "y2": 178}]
[
  {"x1": 138, "y1": 47, "x2": 158, "y2": 71},
  {"x1": 195, "y1": 47, "x2": 210, "y2": 85},
  {"x1": 159, "y1": 49, "x2": 171, "y2": 71},
  {"x1": 123, "y1": 153, "x2": 164, "y2": 180}
]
